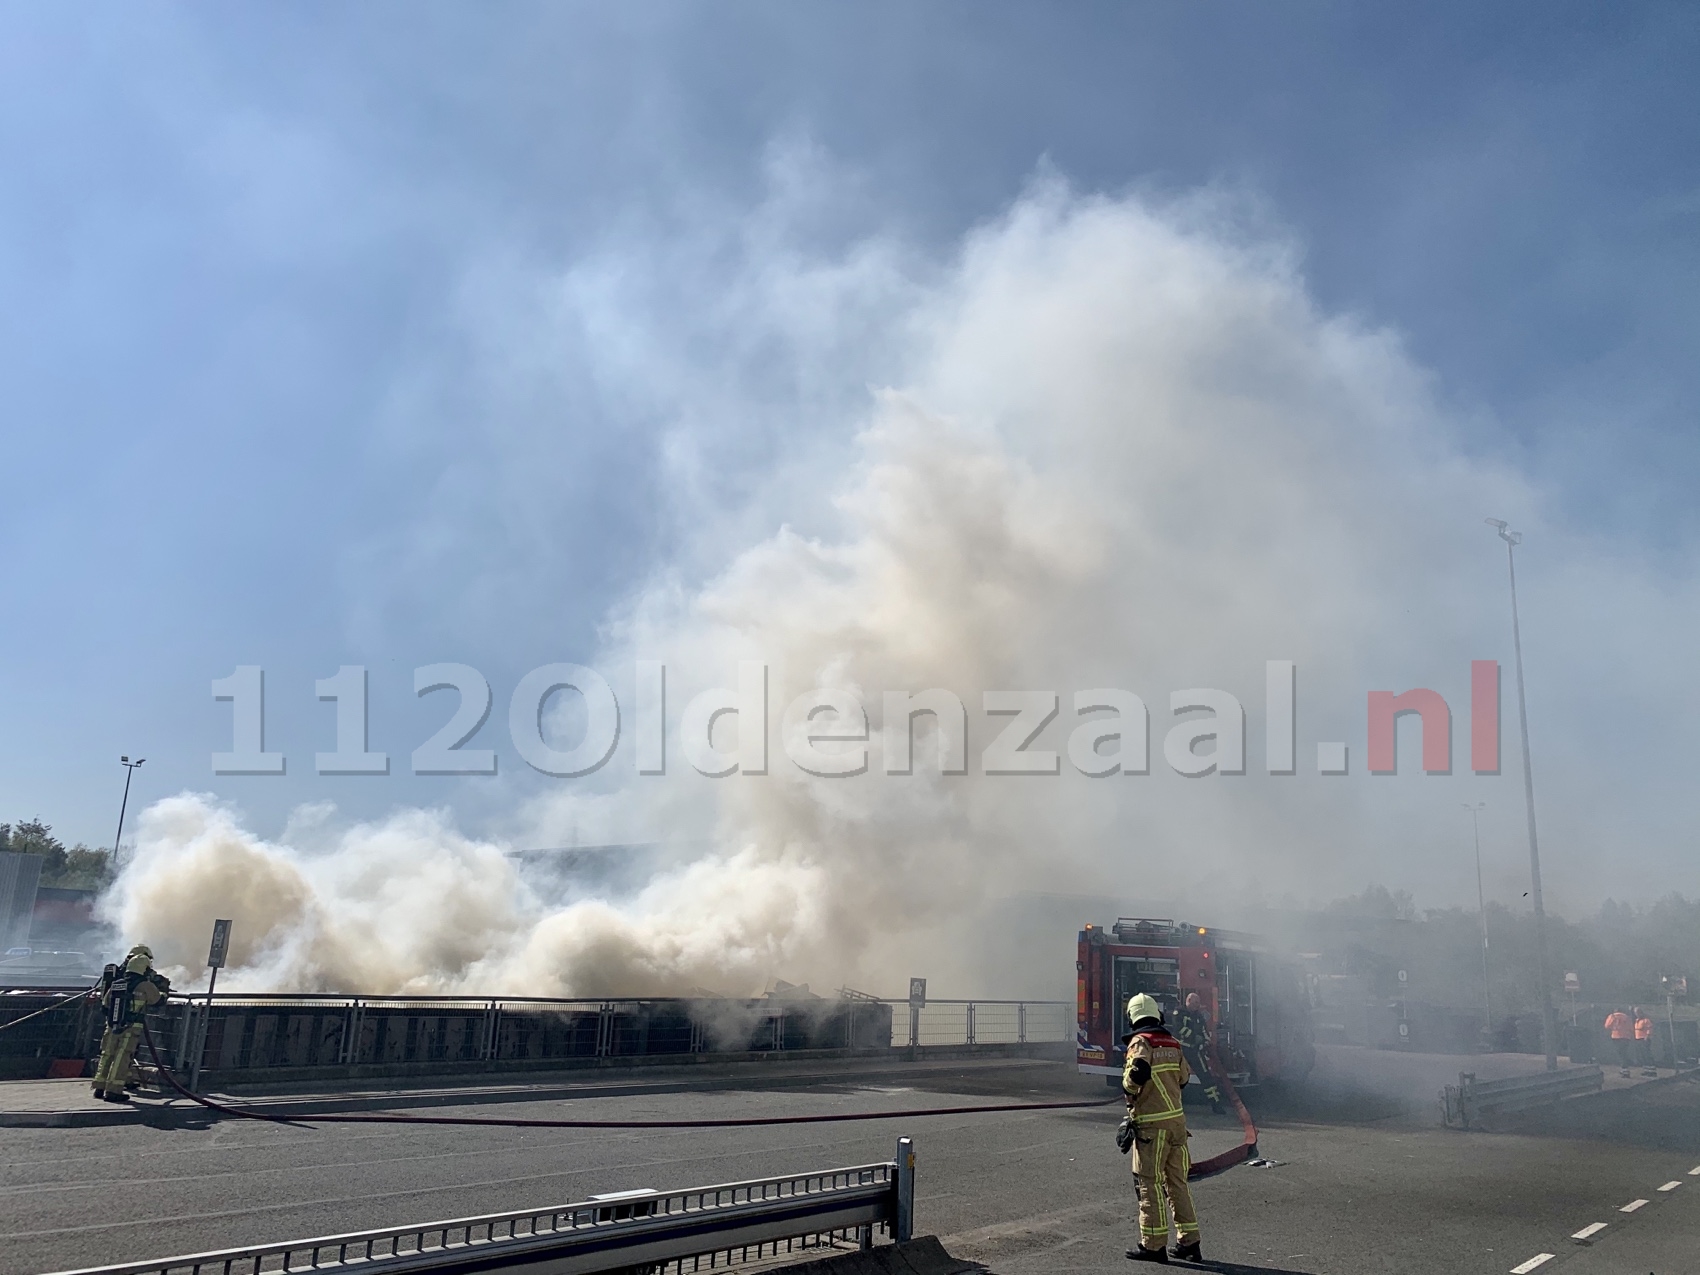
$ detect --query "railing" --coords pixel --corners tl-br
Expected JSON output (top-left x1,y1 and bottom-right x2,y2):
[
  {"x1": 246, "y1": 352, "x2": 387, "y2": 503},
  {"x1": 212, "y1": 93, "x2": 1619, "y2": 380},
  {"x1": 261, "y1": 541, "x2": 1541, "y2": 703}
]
[
  {"x1": 1441, "y1": 1066, "x2": 1604, "y2": 1129},
  {"x1": 144, "y1": 994, "x2": 892, "y2": 1082},
  {"x1": 43, "y1": 1141, "x2": 916, "y2": 1275},
  {"x1": 894, "y1": 999, "x2": 1072, "y2": 1047},
  {"x1": 2, "y1": 990, "x2": 1068, "y2": 1081}
]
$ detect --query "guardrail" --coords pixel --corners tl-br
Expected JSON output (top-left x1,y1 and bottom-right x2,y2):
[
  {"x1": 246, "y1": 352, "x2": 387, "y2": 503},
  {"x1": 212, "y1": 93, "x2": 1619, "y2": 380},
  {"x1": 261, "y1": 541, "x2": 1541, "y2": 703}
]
[
  {"x1": 44, "y1": 1139, "x2": 916, "y2": 1275},
  {"x1": 1441, "y1": 1066, "x2": 1604, "y2": 1129}
]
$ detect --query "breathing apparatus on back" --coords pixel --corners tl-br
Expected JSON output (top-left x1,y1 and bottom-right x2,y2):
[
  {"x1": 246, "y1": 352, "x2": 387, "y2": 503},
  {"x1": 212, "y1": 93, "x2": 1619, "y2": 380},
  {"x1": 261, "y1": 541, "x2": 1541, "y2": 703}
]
[{"x1": 101, "y1": 947, "x2": 170, "y2": 1029}]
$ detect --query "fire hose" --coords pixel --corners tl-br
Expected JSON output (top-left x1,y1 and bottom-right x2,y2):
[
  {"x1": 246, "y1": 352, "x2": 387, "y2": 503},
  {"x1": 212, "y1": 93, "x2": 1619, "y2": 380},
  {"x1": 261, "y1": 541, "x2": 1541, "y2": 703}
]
[
  {"x1": 1184, "y1": 1045, "x2": 1259, "y2": 1179},
  {"x1": 136, "y1": 1022, "x2": 1257, "y2": 1179}
]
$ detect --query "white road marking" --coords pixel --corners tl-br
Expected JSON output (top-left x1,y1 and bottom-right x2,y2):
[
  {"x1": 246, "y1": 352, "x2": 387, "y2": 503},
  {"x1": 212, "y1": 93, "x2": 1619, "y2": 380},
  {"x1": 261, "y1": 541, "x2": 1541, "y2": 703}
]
[
  {"x1": 1657, "y1": 1180, "x2": 1681, "y2": 1191},
  {"x1": 1510, "y1": 1256, "x2": 1555, "y2": 1274},
  {"x1": 1620, "y1": 1198, "x2": 1648, "y2": 1212},
  {"x1": 1571, "y1": 1222, "x2": 1608, "y2": 1242},
  {"x1": 1689, "y1": 1165, "x2": 1700, "y2": 1176}
]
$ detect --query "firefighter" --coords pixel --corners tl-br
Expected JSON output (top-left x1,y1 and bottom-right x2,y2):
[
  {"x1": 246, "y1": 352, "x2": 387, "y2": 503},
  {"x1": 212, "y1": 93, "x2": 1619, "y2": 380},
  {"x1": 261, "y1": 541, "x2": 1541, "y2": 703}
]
[
  {"x1": 91, "y1": 946, "x2": 169, "y2": 1102},
  {"x1": 1603, "y1": 1007, "x2": 1633, "y2": 1078},
  {"x1": 1172, "y1": 992, "x2": 1226, "y2": 1116},
  {"x1": 1633, "y1": 1008, "x2": 1656, "y2": 1076},
  {"x1": 1121, "y1": 992, "x2": 1203, "y2": 1264}
]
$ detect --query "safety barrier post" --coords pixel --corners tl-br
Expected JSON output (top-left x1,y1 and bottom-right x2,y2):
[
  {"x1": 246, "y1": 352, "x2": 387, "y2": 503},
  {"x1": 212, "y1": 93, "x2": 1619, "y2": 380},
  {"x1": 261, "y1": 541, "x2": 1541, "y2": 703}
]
[
  {"x1": 965, "y1": 1002, "x2": 976, "y2": 1045},
  {"x1": 1018, "y1": 1002, "x2": 1027, "y2": 1044},
  {"x1": 338, "y1": 999, "x2": 363, "y2": 1065},
  {"x1": 186, "y1": 1003, "x2": 205, "y2": 1092},
  {"x1": 173, "y1": 1002, "x2": 194, "y2": 1071},
  {"x1": 596, "y1": 1003, "x2": 614, "y2": 1057},
  {"x1": 482, "y1": 1000, "x2": 502, "y2": 1063},
  {"x1": 894, "y1": 1136, "x2": 914, "y2": 1242}
]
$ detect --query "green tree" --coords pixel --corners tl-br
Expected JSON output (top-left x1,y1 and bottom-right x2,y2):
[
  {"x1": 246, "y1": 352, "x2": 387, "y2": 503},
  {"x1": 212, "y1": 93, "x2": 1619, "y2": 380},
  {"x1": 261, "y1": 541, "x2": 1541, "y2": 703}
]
[{"x1": 0, "y1": 818, "x2": 113, "y2": 889}]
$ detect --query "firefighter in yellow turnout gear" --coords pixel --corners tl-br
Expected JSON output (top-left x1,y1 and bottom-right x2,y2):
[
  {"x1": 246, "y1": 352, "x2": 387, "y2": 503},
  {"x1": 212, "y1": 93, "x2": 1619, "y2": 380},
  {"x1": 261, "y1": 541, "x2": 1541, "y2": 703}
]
[
  {"x1": 1121, "y1": 994, "x2": 1203, "y2": 1264},
  {"x1": 91, "y1": 946, "x2": 169, "y2": 1102}
]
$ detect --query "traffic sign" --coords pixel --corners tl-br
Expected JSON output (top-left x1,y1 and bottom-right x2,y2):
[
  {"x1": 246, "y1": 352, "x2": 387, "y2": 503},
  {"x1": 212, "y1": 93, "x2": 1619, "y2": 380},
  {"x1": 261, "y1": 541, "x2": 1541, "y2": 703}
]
[{"x1": 207, "y1": 919, "x2": 233, "y2": 969}]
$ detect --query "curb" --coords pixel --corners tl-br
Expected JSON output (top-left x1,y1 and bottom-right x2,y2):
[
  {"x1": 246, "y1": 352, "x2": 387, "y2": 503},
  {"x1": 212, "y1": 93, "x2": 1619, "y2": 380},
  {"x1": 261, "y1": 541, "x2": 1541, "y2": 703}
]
[{"x1": 0, "y1": 1105, "x2": 151, "y2": 1128}]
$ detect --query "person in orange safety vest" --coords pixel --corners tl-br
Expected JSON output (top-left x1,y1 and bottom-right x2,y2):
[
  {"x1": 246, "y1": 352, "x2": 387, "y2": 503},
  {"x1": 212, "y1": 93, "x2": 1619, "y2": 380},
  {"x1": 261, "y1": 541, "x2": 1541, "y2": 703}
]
[
  {"x1": 1603, "y1": 1008, "x2": 1633, "y2": 1078},
  {"x1": 1633, "y1": 1009, "x2": 1656, "y2": 1076}
]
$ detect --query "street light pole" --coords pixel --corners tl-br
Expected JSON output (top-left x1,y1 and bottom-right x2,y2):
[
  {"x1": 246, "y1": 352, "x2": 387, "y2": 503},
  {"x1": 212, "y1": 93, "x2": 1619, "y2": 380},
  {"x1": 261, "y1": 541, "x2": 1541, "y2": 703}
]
[
  {"x1": 112, "y1": 756, "x2": 145, "y2": 873},
  {"x1": 1463, "y1": 801, "x2": 1492, "y2": 1044},
  {"x1": 1485, "y1": 519, "x2": 1558, "y2": 1071}
]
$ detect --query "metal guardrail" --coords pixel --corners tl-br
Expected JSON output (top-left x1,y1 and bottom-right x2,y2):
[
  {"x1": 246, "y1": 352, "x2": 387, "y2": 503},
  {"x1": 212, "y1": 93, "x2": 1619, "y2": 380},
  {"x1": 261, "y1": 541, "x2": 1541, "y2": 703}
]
[
  {"x1": 1441, "y1": 1066, "x2": 1604, "y2": 1129},
  {"x1": 44, "y1": 1139, "x2": 916, "y2": 1275}
]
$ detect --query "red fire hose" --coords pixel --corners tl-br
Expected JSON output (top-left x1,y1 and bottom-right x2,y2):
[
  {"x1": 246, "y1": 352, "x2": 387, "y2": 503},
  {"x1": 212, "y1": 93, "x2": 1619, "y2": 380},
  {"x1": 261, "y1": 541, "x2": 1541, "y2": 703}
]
[
  {"x1": 139, "y1": 1021, "x2": 1124, "y2": 1129},
  {"x1": 1183, "y1": 1043, "x2": 1259, "y2": 1180}
]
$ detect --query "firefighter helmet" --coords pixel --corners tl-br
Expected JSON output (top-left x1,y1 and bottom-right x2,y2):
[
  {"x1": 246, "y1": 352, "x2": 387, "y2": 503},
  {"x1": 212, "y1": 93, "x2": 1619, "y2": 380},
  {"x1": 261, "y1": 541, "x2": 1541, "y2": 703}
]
[{"x1": 1126, "y1": 993, "x2": 1164, "y2": 1028}]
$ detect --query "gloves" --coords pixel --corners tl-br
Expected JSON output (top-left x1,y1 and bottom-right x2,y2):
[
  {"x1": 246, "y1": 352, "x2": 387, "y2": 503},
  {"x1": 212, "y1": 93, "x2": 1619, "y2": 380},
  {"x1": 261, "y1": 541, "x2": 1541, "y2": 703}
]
[{"x1": 1116, "y1": 1114, "x2": 1136, "y2": 1155}]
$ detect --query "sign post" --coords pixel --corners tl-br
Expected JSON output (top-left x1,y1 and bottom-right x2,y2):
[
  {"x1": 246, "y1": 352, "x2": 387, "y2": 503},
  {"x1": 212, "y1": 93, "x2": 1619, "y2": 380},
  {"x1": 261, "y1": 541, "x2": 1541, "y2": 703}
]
[
  {"x1": 189, "y1": 920, "x2": 233, "y2": 1091},
  {"x1": 907, "y1": 978, "x2": 926, "y2": 1049},
  {"x1": 1661, "y1": 974, "x2": 1687, "y2": 1070}
]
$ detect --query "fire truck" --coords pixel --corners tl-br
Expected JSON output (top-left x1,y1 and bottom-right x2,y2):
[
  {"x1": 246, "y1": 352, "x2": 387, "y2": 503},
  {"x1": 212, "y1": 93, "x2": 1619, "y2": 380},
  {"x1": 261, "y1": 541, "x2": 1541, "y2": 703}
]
[{"x1": 1077, "y1": 917, "x2": 1314, "y2": 1088}]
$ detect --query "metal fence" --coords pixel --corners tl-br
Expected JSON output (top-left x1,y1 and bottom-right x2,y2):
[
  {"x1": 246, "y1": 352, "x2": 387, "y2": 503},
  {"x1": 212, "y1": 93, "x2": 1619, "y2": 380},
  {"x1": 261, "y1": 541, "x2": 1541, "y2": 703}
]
[
  {"x1": 0, "y1": 992, "x2": 895, "y2": 1082},
  {"x1": 181, "y1": 995, "x2": 894, "y2": 1077},
  {"x1": 897, "y1": 999, "x2": 1072, "y2": 1047},
  {"x1": 1, "y1": 989, "x2": 1068, "y2": 1082},
  {"x1": 0, "y1": 989, "x2": 105, "y2": 1079},
  {"x1": 45, "y1": 1140, "x2": 916, "y2": 1275}
]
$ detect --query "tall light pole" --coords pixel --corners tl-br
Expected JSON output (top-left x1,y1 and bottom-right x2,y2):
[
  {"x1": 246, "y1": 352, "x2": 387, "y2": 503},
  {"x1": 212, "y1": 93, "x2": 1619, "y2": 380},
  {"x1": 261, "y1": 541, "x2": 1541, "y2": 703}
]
[
  {"x1": 1485, "y1": 519, "x2": 1558, "y2": 1070},
  {"x1": 112, "y1": 756, "x2": 145, "y2": 873},
  {"x1": 1463, "y1": 801, "x2": 1492, "y2": 1044}
]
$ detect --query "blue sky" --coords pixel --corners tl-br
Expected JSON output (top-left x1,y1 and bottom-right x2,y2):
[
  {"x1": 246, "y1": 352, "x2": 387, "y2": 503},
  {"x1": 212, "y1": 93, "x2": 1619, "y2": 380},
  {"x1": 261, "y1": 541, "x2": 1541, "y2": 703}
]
[{"x1": 3, "y1": 3, "x2": 1698, "y2": 910}]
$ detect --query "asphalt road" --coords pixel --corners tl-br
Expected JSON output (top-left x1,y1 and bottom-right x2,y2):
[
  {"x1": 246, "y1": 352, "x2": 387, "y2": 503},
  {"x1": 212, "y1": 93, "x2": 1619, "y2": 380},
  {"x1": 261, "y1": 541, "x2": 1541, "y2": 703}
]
[{"x1": 1, "y1": 1057, "x2": 1696, "y2": 1275}]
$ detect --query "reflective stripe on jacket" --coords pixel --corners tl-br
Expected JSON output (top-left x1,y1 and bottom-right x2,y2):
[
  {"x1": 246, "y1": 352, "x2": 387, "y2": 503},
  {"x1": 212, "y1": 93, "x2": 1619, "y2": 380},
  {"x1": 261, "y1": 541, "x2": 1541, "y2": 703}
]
[
  {"x1": 1122, "y1": 1027, "x2": 1191, "y2": 1126},
  {"x1": 1172, "y1": 1008, "x2": 1210, "y2": 1050}
]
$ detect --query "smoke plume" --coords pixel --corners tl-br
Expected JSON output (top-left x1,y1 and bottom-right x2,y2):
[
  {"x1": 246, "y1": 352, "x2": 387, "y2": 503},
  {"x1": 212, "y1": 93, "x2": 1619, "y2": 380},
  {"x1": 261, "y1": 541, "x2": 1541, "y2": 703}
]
[{"x1": 105, "y1": 177, "x2": 1696, "y2": 996}]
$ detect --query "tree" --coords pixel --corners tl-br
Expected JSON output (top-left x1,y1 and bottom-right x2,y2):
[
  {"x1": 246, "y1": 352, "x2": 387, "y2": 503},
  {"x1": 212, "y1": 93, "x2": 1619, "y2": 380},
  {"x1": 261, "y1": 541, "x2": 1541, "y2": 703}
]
[{"x1": 0, "y1": 818, "x2": 113, "y2": 889}]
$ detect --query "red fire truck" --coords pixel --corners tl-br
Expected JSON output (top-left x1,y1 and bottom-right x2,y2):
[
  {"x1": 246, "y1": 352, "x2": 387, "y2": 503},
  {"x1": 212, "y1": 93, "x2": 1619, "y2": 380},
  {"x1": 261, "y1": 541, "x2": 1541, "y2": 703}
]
[{"x1": 1077, "y1": 917, "x2": 1314, "y2": 1088}]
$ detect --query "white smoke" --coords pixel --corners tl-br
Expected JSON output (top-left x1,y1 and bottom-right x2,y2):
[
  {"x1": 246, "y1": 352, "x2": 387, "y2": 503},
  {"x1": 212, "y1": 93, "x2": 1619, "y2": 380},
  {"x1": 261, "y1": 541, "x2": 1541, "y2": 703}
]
[{"x1": 106, "y1": 174, "x2": 1700, "y2": 996}]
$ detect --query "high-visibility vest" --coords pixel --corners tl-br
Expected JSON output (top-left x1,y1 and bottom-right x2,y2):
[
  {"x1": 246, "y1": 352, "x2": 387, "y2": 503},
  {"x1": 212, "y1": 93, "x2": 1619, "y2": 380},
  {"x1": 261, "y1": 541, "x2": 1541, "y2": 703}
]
[
  {"x1": 1634, "y1": 1017, "x2": 1653, "y2": 1041},
  {"x1": 1604, "y1": 1012, "x2": 1632, "y2": 1039}
]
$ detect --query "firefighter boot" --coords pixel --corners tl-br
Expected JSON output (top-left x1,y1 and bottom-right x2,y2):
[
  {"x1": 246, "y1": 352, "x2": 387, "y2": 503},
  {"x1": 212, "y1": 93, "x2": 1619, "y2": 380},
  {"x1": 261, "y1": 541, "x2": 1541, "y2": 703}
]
[
  {"x1": 1125, "y1": 1245, "x2": 1169, "y2": 1263},
  {"x1": 1169, "y1": 1240, "x2": 1203, "y2": 1263}
]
